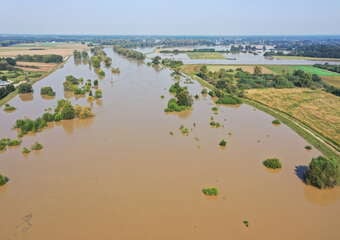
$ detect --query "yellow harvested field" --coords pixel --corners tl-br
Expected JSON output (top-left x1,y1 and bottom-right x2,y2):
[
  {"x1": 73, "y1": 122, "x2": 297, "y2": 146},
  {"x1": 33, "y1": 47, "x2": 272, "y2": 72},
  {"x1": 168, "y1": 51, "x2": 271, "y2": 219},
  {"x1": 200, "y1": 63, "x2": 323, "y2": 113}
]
[
  {"x1": 245, "y1": 88, "x2": 340, "y2": 146},
  {"x1": 16, "y1": 61, "x2": 58, "y2": 72},
  {"x1": 0, "y1": 42, "x2": 87, "y2": 58},
  {"x1": 207, "y1": 65, "x2": 274, "y2": 74},
  {"x1": 321, "y1": 76, "x2": 340, "y2": 88}
]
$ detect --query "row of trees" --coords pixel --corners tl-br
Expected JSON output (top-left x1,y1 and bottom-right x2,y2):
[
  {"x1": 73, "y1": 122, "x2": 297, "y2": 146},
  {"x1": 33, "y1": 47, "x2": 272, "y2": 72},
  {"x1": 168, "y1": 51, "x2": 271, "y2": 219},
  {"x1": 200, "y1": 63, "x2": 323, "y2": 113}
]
[
  {"x1": 314, "y1": 63, "x2": 340, "y2": 74},
  {"x1": 196, "y1": 65, "x2": 339, "y2": 97},
  {"x1": 16, "y1": 54, "x2": 63, "y2": 63},
  {"x1": 113, "y1": 45, "x2": 145, "y2": 60},
  {"x1": 165, "y1": 82, "x2": 193, "y2": 112}
]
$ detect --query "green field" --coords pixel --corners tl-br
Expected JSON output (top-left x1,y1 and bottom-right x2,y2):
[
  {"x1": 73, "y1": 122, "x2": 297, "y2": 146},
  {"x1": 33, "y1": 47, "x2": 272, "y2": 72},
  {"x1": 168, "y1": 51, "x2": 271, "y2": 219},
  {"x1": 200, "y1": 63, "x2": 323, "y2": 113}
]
[
  {"x1": 273, "y1": 55, "x2": 340, "y2": 62},
  {"x1": 186, "y1": 52, "x2": 225, "y2": 59},
  {"x1": 267, "y1": 65, "x2": 340, "y2": 76}
]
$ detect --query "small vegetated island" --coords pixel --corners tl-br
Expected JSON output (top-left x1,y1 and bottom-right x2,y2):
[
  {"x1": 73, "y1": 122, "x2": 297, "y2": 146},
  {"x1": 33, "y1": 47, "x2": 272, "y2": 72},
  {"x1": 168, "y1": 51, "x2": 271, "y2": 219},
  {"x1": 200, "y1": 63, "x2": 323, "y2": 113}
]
[
  {"x1": 0, "y1": 174, "x2": 9, "y2": 186},
  {"x1": 3, "y1": 103, "x2": 16, "y2": 111},
  {"x1": 304, "y1": 156, "x2": 340, "y2": 189},
  {"x1": 164, "y1": 82, "x2": 193, "y2": 112},
  {"x1": 113, "y1": 45, "x2": 145, "y2": 60},
  {"x1": 202, "y1": 187, "x2": 219, "y2": 196},
  {"x1": 0, "y1": 138, "x2": 22, "y2": 151},
  {"x1": 40, "y1": 86, "x2": 56, "y2": 97},
  {"x1": 14, "y1": 99, "x2": 94, "y2": 136},
  {"x1": 263, "y1": 158, "x2": 282, "y2": 169}
]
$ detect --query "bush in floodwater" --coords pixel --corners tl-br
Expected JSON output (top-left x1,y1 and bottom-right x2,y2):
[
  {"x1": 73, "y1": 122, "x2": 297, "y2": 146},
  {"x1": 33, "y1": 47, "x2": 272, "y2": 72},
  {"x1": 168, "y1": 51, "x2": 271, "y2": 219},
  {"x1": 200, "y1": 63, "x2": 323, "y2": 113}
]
[
  {"x1": 216, "y1": 95, "x2": 242, "y2": 105},
  {"x1": 164, "y1": 98, "x2": 187, "y2": 112},
  {"x1": 202, "y1": 187, "x2": 218, "y2": 196},
  {"x1": 40, "y1": 86, "x2": 56, "y2": 97},
  {"x1": 31, "y1": 142, "x2": 43, "y2": 151},
  {"x1": 243, "y1": 221, "x2": 249, "y2": 227},
  {"x1": 18, "y1": 83, "x2": 33, "y2": 94},
  {"x1": 179, "y1": 125, "x2": 190, "y2": 135},
  {"x1": 74, "y1": 105, "x2": 94, "y2": 119},
  {"x1": 305, "y1": 145, "x2": 312, "y2": 150},
  {"x1": 3, "y1": 103, "x2": 16, "y2": 111},
  {"x1": 15, "y1": 117, "x2": 47, "y2": 135},
  {"x1": 42, "y1": 112, "x2": 55, "y2": 122},
  {"x1": 201, "y1": 88, "x2": 208, "y2": 95},
  {"x1": 93, "y1": 79, "x2": 98, "y2": 86},
  {"x1": 263, "y1": 158, "x2": 282, "y2": 169},
  {"x1": 95, "y1": 89, "x2": 103, "y2": 99},
  {"x1": 210, "y1": 121, "x2": 221, "y2": 128},
  {"x1": 22, "y1": 147, "x2": 31, "y2": 154},
  {"x1": 219, "y1": 139, "x2": 227, "y2": 147},
  {"x1": 212, "y1": 107, "x2": 218, "y2": 112},
  {"x1": 54, "y1": 99, "x2": 75, "y2": 120},
  {"x1": 7, "y1": 139, "x2": 22, "y2": 146},
  {"x1": 272, "y1": 119, "x2": 281, "y2": 125},
  {"x1": 305, "y1": 156, "x2": 339, "y2": 189},
  {"x1": 0, "y1": 174, "x2": 9, "y2": 186}
]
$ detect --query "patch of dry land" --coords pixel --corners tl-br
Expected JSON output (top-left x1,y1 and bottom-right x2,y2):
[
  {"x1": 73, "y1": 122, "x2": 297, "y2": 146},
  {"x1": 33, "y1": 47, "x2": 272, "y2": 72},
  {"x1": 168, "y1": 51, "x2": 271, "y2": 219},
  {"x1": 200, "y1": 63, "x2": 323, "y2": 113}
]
[
  {"x1": 15, "y1": 61, "x2": 57, "y2": 72},
  {"x1": 0, "y1": 42, "x2": 87, "y2": 58},
  {"x1": 245, "y1": 88, "x2": 340, "y2": 146},
  {"x1": 321, "y1": 76, "x2": 340, "y2": 88}
]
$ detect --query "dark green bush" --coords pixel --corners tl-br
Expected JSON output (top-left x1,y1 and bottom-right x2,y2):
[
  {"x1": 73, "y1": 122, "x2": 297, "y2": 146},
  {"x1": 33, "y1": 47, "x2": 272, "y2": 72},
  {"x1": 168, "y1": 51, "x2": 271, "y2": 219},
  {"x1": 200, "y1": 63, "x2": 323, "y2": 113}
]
[
  {"x1": 202, "y1": 187, "x2": 218, "y2": 196},
  {"x1": 219, "y1": 139, "x2": 227, "y2": 147},
  {"x1": 272, "y1": 119, "x2": 281, "y2": 125},
  {"x1": 216, "y1": 95, "x2": 242, "y2": 105},
  {"x1": 31, "y1": 142, "x2": 43, "y2": 151},
  {"x1": 305, "y1": 156, "x2": 339, "y2": 189},
  {"x1": 18, "y1": 83, "x2": 33, "y2": 94},
  {"x1": 263, "y1": 158, "x2": 282, "y2": 169},
  {"x1": 0, "y1": 174, "x2": 9, "y2": 186},
  {"x1": 40, "y1": 86, "x2": 55, "y2": 96}
]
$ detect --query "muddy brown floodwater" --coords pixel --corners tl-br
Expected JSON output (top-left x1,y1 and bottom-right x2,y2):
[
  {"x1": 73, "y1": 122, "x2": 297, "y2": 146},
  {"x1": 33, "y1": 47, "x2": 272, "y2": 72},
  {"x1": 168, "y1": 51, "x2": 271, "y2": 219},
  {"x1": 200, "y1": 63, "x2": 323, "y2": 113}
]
[{"x1": 0, "y1": 48, "x2": 339, "y2": 240}]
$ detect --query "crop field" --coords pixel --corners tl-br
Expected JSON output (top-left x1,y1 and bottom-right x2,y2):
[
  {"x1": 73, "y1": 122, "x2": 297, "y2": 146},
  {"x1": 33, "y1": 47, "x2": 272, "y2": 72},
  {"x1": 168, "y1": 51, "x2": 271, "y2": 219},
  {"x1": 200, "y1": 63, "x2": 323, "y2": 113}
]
[
  {"x1": 245, "y1": 88, "x2": 340, "y2": 147},
  {"x1": 321, "y1": 76, "x2": 340, "y2": 88},
  {"x1": 0, "y1": 42, "x2": 87, "y2": 58},
  {"x1": 186, "y1": 52, "x2": 225, "y2": 59},
  {"x1": 267, "y1": 65, "x2": 340, "y2": 76}
]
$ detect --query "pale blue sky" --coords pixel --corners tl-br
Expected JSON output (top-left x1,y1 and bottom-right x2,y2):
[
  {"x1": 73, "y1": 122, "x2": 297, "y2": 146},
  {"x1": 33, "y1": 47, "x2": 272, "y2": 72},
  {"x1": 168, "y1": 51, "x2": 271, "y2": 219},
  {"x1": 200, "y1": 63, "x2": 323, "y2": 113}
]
[{"x1": 1, "y1": 0, "x2": 340, "y2": 35}]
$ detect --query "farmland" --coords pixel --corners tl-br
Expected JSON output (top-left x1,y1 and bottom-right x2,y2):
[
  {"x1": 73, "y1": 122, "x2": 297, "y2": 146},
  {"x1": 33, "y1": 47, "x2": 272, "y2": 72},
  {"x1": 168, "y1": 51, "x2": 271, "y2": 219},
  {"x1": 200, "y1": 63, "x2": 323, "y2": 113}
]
[
  {"x1": 186, "y1": 52, "x2": 225, "y2": 59},
  {"x1": 267, "y1": 65, "x2": 340, "y2": 76},
  {"x1": 0, "y1": 42, "x2": 87, "y2": 58},
  {"x1": 245, "y1": 88, "x2": 340, "y2": 148}
]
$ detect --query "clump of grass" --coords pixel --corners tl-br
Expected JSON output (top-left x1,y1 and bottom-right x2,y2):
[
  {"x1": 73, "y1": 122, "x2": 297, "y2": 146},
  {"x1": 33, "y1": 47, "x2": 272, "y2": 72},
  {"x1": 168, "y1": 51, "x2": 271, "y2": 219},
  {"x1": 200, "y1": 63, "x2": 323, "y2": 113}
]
[
  {"x1": 31, "y1": 142, "x2": 43, "y2": 151},
  {"x1": 210, "y1": 121, "x2": 221, "y2": 128},
  {"x1": 0, "y1": 174, "x2": 9, "y2": 186},
  {"x1": 202, "y1": 187, "x2": 218, "y2": 196},
  {"x1": 179, "y1": 125, "x2": 190, "y2": 135},
  {"x1": 7, "y1": 139, "x2": 22, "y2": 146},
  {"x1": 194, "y1": 94, "x2": 199, "y2": 99},
  {"x1": 3, "y1": 103, "x2": 16, "y2": 112},
  {"x1": 305, "y1": 145, "x2": 312, "y2": 150},
  {"x1": 169, "y1": 131, "x2": 174, "y2": 136},
  {"x1": 22, "y1": 147, "x2": 31, "y2": 154},
  {"x1": 160, "y1": 95, "x2": 164, "y2": 99},
  {"x1": 219, "y1": 139, "x2": 227, "y2": 147},
  {"x1": 211, "y1": 107, "x2": 218, "y2": 112},
  {"x1": 272, "y1": 119, "x2": 281, "y2": 125},
  {"x1": 201, "y1": 88, "x2": 208, "y2": 95},
  {"x1": 243, "y1": 220, "x2": 249, "y2": 227},
  {"x1": 263, "y1": 158, "x2": 282, "y2": 169}
]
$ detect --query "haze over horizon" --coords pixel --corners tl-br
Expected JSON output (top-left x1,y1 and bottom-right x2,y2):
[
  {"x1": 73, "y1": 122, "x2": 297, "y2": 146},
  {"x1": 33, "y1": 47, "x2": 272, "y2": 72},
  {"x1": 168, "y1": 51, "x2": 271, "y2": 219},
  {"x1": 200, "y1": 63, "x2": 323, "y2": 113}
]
[{"x1": 1, "y1": 0, "x2": 340, "y2": 35}]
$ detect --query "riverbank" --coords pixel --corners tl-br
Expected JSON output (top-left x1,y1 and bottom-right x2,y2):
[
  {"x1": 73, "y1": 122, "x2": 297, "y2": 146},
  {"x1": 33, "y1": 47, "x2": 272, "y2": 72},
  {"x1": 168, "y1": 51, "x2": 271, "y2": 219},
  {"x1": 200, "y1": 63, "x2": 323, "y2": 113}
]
[
  {"x1": 177, "y1": 68, "x2": 339, "y2": 161},
  {"x1": 0, "y1": 58, "x2": 67, "y2": 107}
]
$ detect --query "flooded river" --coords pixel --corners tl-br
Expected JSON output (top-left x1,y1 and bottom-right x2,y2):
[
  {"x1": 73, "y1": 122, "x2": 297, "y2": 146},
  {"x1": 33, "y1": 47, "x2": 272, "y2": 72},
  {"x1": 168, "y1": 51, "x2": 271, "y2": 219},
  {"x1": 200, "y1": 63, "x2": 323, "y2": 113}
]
[{"x1": 0, "y1": 48, "x2": 339, "y2": 240}]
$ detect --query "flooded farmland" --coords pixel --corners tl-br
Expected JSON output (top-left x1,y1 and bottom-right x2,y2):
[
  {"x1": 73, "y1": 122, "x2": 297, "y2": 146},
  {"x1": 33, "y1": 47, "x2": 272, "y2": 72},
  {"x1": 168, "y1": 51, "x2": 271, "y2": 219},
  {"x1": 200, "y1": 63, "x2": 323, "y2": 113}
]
[{"x1": 0, "y1": 48, "x2": 339, "y2": 240}]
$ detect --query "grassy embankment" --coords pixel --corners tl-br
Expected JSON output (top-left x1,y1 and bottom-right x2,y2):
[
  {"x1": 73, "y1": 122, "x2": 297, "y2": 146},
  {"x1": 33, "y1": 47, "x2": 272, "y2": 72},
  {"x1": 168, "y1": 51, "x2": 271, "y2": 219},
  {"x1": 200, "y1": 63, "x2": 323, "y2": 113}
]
[
  {"x1": 180, "y1": 64, "x2": 340, "y2": 161},
  {"x1": 273, "y1": 55, "x2": 340, "y2": 62},
  {"x1": 186, "y1": 52, "x2": 225, "y2": 59}
]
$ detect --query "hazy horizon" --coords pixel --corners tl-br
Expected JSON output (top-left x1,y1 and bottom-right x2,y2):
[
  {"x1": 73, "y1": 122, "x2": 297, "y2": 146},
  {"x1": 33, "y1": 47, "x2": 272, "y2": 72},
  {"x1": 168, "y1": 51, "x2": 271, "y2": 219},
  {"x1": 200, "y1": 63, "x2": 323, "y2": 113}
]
[{"x1": 1, "y1": 0, "x2": 340, "y2": 35}]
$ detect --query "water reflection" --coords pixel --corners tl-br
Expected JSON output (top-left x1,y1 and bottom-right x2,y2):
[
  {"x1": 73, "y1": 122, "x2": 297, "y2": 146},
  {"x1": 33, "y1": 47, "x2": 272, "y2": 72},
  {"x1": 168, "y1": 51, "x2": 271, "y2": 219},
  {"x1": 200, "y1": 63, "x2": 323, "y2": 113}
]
[{"x1": 19, "y1": 93, "x2": 33, "y2": 102}]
